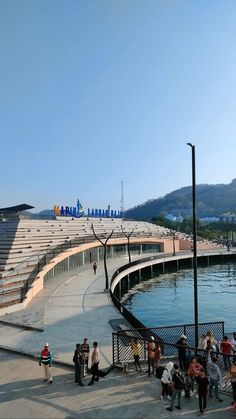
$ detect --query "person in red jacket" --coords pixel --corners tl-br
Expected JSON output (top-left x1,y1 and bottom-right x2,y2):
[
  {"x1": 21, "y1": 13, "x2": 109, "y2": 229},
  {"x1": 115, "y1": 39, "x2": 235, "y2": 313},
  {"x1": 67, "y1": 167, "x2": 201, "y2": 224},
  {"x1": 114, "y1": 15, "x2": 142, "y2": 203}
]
[
  {"x1": 220, "y1": 336, "x2": 233, "y2": 371},
  {"x1": 188, "y1": 356, "x2": 203, "y2": 396},
  {"x1": 39, "y1": 343, "x2": 53, "y2": 383}
]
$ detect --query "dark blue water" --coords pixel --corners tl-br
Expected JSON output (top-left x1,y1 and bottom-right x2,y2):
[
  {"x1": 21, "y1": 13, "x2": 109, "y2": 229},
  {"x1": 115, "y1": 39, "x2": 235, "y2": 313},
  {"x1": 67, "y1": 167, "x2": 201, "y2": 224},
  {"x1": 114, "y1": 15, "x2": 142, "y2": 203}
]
[{"x1": 122, "y1": 263, "x2": 236, "y2": 332}]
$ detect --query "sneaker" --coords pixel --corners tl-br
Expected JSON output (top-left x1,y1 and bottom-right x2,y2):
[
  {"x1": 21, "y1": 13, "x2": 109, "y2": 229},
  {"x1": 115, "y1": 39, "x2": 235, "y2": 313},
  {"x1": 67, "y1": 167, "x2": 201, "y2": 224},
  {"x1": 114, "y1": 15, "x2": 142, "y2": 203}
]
[
  {"x1": 167, "y1": 395, "x2": 171, "y2": 400},
  {"x1": 160, "y1": 395, "x2": 163, "y2": 400},
  {"x1": 49, "y1": 379, "x2": 53, "y2": 384},
  {"x1": 95, "y1": 377, "x2": 99, "y2": 381},
  {"x1": 175, "y1": 405, "x2": 181, "y2": 410},
  {"x1": 166, "y1": 407, "x2": 173, "y2": 412},
  {"x1": 44, "y1": 379, "x2": 48, "y2": 382},
  {"x1": 79, "y1": 383, "x2": 84, "y2": 386},
  {"x1": 88, "y1": 381, "x2": 94, "y2": 386},
  {"x1": 218, "y1": 398, "x2": 223, "y2": 402}
]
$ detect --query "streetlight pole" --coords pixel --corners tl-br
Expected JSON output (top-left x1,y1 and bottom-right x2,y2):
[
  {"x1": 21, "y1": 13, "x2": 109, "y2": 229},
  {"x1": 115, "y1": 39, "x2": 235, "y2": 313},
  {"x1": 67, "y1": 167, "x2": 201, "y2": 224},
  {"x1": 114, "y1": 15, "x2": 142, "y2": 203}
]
[{"x1": 187, "y1": 142, "x2": 198, "y2": 348}]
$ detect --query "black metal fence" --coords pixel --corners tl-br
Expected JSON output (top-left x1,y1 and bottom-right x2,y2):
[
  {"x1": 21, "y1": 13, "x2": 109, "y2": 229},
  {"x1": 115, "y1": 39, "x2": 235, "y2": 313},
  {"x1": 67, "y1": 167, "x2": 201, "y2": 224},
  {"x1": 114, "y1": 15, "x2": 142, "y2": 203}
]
[{"x1": 112, "y1": 324, "x2": 234, "y2": 395}]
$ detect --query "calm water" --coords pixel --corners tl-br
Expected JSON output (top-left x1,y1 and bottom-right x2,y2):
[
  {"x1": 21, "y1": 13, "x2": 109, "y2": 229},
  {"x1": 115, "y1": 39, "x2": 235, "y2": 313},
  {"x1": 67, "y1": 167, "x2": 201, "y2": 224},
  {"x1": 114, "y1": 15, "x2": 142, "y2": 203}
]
[{"x1": 122, "y1": 263, "x2": 236, "y2": 332}]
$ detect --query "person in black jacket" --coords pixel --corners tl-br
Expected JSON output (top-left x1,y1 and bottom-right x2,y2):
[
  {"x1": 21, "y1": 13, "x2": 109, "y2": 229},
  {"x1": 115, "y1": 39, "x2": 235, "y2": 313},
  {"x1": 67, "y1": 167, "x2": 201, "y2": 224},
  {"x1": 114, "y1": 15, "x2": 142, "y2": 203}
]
[
  {"x1": 73, "y1": 343, "x2": 84, "y2": 386},
  {"x1": 166, "y1": 364, "x2": 185, "y2": 412},
  {"x1": 176, "y1": 334, "x2": 189, "y2": 371},
  {"x1": 196, "y1": 368, "x2": 209, "y2": 414}
]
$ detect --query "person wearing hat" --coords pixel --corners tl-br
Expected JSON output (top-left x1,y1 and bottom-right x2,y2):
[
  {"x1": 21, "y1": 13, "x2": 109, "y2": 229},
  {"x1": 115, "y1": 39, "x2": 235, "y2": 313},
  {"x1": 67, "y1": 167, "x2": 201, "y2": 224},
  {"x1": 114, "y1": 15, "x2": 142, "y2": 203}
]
[
  {"x1": 147, "y1": 336, "x2": 155, "y2": 376},
  {"x1": 175, "y1": 334, "x2": 189, "y2": 372},
  {"x1": 73, "y1": 343, "x2": 84, "y2": 386},
  {"x1": 39, "y1": 343, "x2": 53, "y2": 383}
]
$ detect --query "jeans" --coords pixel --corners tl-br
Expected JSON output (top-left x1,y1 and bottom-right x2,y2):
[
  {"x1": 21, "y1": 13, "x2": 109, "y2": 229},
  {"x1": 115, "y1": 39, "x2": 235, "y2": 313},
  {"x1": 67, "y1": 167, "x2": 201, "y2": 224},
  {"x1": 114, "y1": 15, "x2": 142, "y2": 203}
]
[
  {"x1": 91, "y1": 362, "x2": 99, "y2": 382},
  {"x1": 223, "y1": 355, "x2": 230, "y2": 371},
  {"x1": 75, "y1": 364, "x2": 83, "y2": 385},
  {"x1": 232, "y1": 381, "x2": 236, "y2": 402},
  {"x1": 134, "y1": 355, "x2": 141, "y2": 371},
  {"x1": 170, "y1": 389, "x2": 181, "y2": 409},
  {"x1": 148, "y1": 357, "x2": 155, "y2": 375},
  {"x1": 209, "y1": 378, "x2": 219, "y2": 399}
]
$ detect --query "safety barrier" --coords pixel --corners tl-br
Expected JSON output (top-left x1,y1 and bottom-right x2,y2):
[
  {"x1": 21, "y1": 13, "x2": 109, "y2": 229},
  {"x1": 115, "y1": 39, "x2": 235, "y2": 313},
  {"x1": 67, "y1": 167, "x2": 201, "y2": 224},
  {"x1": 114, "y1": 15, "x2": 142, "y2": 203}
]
[{"x1": 112, "y1": 326, "x2": 234, "y2": 395}]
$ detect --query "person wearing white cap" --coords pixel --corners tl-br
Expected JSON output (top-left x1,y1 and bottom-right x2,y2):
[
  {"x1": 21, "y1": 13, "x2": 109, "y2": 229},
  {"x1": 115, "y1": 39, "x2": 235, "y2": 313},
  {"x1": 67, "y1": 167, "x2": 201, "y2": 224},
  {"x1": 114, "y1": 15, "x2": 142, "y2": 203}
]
[
  {"x1": 39, "y1": 343, "x2": 53, "y2": 383},
  {"x1": 175, "y1": 334, "x2": 189, "y2": 371}
]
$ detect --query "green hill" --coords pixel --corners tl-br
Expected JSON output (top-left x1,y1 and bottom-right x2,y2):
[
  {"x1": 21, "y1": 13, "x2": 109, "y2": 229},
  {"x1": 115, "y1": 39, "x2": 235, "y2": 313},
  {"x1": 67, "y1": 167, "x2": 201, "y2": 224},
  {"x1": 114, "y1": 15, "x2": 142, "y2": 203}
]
[{"x1": 124, "y1": 179, "x2": 236, "y2": 220}]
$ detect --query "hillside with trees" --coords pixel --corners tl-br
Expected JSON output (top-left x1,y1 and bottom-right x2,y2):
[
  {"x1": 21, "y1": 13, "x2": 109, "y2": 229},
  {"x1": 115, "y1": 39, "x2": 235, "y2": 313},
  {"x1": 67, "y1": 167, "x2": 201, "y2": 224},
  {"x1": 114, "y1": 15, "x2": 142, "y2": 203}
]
[{"x1": 124, "y1": 179, "x2": 236, "y2": 220}]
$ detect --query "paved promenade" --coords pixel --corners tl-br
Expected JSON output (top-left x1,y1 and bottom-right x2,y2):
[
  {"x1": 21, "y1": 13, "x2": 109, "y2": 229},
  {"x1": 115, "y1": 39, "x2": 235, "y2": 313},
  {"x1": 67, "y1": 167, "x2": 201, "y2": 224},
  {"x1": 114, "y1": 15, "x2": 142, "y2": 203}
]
[
  {"x1": 0, "y1": 255, "x2": 234, "y2": 418},
  {"x1": 0, "y1": 257, "x2": 130, "y2": 369}
]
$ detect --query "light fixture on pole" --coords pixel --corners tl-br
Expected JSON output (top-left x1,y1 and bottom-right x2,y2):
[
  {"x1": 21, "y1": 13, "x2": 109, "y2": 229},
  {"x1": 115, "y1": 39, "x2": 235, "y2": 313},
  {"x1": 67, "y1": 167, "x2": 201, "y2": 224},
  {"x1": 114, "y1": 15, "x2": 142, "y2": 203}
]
[{"x1": 187, "y1": 142, "x2": 198, "y2": 348}]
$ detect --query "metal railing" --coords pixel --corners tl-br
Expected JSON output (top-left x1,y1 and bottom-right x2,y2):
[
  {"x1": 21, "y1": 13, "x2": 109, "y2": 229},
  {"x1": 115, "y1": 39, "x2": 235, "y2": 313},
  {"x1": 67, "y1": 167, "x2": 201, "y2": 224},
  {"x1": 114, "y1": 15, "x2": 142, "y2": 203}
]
[
  {"x1": 0, "y1": 230, "x2": 167, "y2": 305},
  {"x1": 112, "y1": 326, "x2": 234, "y2": 395}
]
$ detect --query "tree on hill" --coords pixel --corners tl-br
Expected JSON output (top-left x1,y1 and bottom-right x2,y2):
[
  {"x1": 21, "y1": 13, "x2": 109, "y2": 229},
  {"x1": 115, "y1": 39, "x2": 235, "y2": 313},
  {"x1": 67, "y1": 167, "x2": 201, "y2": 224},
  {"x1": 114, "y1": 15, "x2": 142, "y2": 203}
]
[{"x1": 124, "y1": 179, "x2": 236, "y2": 220}]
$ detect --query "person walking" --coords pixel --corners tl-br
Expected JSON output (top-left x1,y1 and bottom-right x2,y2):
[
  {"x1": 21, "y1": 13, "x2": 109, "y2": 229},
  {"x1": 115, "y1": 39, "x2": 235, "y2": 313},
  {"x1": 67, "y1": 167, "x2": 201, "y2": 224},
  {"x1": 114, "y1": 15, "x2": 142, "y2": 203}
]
[
  {"x1": 73, "y1": 343, "x2": 84, "y2": 386},
  {"x1": 166, "y1": 364, "x2": 185, "y2": 412},
  {"x1": 131, "y1": 338, "x2": 142, "y2": 372},
  {"x1": 39, "y1": 343, "x2": 53, "y2": 383},
  {"x1": 147, "y1": 336, "x2": 155, "y2": 376},
  {"x1": 196, "y1": 368, "x2": 209, "y2": 414},
  {"x1": 88, "y1": 341, "x2": 100, "y2": 385},
  {"x1": 207, "y1": 352, "x2": 223, "y2": 402},
  {"x1": 93, "y1": 262, "x2": 97, "y2": 275},
  {"x1": 160, "y1": 361, "x2": 173, "y2": 400}
]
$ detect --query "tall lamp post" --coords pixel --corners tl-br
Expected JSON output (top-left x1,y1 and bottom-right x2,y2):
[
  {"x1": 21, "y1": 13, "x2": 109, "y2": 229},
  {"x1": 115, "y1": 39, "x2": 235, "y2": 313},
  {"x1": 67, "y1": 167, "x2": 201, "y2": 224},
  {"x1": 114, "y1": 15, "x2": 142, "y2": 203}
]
[{"x1": 187, "y1": 142, "x2": 198, "y2": 348}]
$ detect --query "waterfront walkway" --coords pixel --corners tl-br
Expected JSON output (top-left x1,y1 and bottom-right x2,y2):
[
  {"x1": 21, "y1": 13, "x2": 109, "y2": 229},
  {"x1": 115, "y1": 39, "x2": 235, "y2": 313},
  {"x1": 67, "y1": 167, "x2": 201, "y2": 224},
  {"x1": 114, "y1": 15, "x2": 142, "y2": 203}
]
[
  {"x1": 0, "y1": 257, "x2": 130, "y2": 369},
  {"x1": 0, "y1": 254, "x2": 233, "y2": 418}
]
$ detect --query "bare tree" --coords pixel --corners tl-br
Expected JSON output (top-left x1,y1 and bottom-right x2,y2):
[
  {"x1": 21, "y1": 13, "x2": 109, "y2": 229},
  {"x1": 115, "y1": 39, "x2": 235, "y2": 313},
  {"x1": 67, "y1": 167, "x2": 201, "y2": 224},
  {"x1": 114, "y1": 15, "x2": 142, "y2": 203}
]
[
  {"x1": 171, "y1": 229, "x2": 176, "y2": 256},
  {"x1": 121, "y1": 225, "x2": 136, "y2": 263},
  {"x1": 91, "y1": 224, "x2": 114, "y2": 290}
]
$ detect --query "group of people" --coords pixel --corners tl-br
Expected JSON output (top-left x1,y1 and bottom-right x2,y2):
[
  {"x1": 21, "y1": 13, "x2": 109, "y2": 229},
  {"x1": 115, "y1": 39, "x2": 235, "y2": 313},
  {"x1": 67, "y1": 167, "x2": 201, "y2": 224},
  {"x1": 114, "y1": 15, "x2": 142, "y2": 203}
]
[
  {"x1": 130, "y1": 331, "x2": 236, "y2": 415},
  {"x1": 161, "y1": 353, "x2": 236, "y2": 414},
  {"x1": 39, "y1": 338, "x2": 100, "y2": 387},
  {"x1": 177, "y1": 331, "x2": 236, "y2": 372},
  {"x1": 131, "y1": 336, "x2": 161, "y2": 374}
]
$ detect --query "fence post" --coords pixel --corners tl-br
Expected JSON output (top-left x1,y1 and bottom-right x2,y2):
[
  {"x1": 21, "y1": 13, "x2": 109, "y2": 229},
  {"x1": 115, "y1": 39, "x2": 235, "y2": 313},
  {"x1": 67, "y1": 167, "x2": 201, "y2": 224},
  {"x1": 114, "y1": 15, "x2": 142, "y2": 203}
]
[{"x1": 112, "y1": 333, "x2": 115, "y2": 369}]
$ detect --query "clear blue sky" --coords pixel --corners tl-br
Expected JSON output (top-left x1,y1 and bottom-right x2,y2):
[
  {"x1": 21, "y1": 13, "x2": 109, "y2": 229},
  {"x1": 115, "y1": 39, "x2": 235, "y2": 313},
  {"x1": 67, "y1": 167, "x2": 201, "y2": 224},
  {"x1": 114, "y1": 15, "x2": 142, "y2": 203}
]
[{"x1": 1, "y1": 0, "x2": 236, "y2": 213}]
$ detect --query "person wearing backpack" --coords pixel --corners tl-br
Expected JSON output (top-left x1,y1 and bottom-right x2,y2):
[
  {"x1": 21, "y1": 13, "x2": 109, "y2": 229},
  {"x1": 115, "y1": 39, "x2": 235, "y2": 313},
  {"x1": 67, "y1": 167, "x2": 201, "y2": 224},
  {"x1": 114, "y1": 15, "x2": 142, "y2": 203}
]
[
  {"x1": 166, "y1": 364, "x2": 185, "y2": 412},
  {"x1": 160, "y1": 362, "x2": 173, "y2": 400}
]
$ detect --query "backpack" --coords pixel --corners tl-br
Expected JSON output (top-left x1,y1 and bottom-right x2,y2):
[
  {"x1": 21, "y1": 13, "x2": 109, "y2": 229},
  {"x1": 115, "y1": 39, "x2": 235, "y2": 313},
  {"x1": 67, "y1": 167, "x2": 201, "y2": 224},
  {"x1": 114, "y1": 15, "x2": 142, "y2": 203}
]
[
  {"x1": 156, "y1": 365, "x2": 166, "y2": 379},
  {"x1": 178, "y1": 374, "x2": 185, "y2": 390}
]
